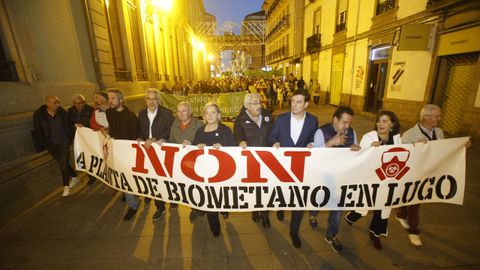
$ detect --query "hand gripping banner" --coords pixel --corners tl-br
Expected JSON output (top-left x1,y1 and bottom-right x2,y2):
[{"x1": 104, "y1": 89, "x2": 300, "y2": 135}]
[{"x1": 74, "y1": 127, "x2": 468, "y2": 212}]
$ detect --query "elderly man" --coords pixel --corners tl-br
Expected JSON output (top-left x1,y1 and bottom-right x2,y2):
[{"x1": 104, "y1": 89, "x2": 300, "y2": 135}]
[
  {"x1": 33, "y1": 95, "x2": 79, "y2": 197},
  {"x1": 105, "y1": 88, "x2": 140, "y2": 221},
  {"x1": 313, "y1": 106, "x2": 360, "y2": 253},
  {"x1": 269, "y1": 89, "x2": 318, "y2": 248},
  {"x1": 234, "y1": 93, "x2": 274, "y2": 227},
  {"x1": 169, "y1": 101, "x2": 203, "y2": 221},
  {"x1": 396, "y1": 104, "x2": 443, "y2": 246},
  {"x1": 68, "y1": 94, "x2": 94, "y2": 129},
  {"x1": 68, "y1": 94, "x2": 95, "y2": 185},
  {"x1": 138, "y1": 88, "x2": 174, "y2": 222}
]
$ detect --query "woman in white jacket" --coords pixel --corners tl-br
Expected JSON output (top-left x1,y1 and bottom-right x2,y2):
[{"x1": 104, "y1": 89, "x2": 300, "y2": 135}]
[{"x1": 344, "y1": 110, "x2": 401, "y2": 250}]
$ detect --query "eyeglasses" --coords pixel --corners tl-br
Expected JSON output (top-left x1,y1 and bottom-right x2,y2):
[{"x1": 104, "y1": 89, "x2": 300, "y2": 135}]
[{"x1": 248, "y1": 102, "x2": 261, "y2": 106}]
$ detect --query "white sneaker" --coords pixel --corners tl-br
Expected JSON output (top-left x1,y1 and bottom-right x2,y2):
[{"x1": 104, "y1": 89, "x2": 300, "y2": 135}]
[
  {"x1": 62, "y1": 186, "x2": 70, "y2": 197},
  {"x1": 408, "y1": 234, "x2": 423, "y2": 246},
  {"x1": 69, "y1": 177, "x2": 80, "y2": 189},
  {"x1": 396, "y1": 216, "x2": 410, "y2": 229}
]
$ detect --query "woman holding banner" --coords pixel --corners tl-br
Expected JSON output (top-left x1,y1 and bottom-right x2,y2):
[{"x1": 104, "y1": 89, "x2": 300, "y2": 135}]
[
  {"x1": 193, "y1": 102, "x2": 236, "y2": 237},
  {"x1": 344, "y1": 110, "x2": 401, "y2": 250}
]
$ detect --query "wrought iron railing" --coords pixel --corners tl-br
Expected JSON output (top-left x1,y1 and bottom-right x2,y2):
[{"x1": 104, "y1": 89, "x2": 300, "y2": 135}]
[
  {"x1": 376, "y1": 0, "x2": 396, "y2": 15},
  {"x1": 306, "y1": 34, "x2": 321, "y2": 54}
]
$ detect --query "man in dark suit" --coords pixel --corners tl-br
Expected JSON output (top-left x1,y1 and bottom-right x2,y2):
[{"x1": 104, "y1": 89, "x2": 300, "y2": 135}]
[
  {"x1": 138, "y1": 88, "x2": 174, "y2": 222},
  {"x1": 269, "y1": 88, "x2": 318, "y2": 248}
]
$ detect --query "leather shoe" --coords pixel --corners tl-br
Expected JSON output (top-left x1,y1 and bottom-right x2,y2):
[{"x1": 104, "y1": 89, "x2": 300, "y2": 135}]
[{"x1": 290, "y1": 233, "x2": 302, "y2": 248}]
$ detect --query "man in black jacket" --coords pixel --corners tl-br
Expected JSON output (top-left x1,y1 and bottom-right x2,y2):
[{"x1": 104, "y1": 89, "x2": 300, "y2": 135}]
[
  {"x1": 33, "y1": 95, "x2": 79, "y2": 197},
  {"x1": 138, "y1": 88, "x2": 174, "y2": 222},
  {"x1": 233, "y1": 93, "x2": 274, "y2": 227},
  {"x1": 68, "y1": 94, "x2": 95, "y2": 185},
  {"x1": 68, "y1": 94, "x2": 94, "y2": 128},
  {"x1": 106, "y1": 88, "x2": 140, "y2": 221}
]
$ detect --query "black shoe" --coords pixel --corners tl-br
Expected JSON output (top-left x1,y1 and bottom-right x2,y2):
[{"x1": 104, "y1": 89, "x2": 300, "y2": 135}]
[
  {"x1": 153, "y1": 207, "x2": 166, "y2": 222},
  {"x1": 277, "y1": 211, "x2": 284, "y2": 221},
  {"x1": 261, "y1": 216, "x2": 271, "y2": 228},
  {"x1": 290, "y1": 233, "x2": 302, "y2": 248},
  {"x1": 144, "y1": 197, "x2": 151, "y2": 204},
  {"x1": 170, "y1": 203, "x2": 178, "y2": 208},
  {"x1": 221, "y1": 212, "x2": 229, "y2": 219},
  {"x1": 212, "y1": 230, "x2": 220, "y2": 237},
  {"x1": 309, "y1": 215, "x2": 318, "y2": 228},
  {"x1": 325, "y1": 236, "x2": 343, "y2": 253},
  {"x1": 344, "y1": 216, "x2": 354, "y2": 226},
  {"x1": 252, "y1": 212, "x2": 260, "y2": 222},
  {"x1": 370, "y1": 232, "x2": 382, "y2": 250},
  {"x1": 123, "y1": 208, "x2": 137, "y2": 221}
]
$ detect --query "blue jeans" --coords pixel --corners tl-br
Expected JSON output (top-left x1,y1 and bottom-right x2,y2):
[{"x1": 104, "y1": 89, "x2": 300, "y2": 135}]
[
  {"x1": 326, "y1": 211, "x2": 343, "y2": 238},
  {"x1": 125, "y1": 193, "x2": 139, "y2": 210}
]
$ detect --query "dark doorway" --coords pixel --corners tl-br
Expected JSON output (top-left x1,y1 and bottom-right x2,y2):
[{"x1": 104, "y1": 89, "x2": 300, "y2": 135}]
[{"x1": 365, "y1": 60, "x2": 388, "y2": 113}]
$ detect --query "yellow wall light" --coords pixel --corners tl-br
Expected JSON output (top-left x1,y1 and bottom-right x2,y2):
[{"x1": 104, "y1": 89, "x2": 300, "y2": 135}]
[{"x1": 151, "y1": 0, "x2": 173, "y2": 12}]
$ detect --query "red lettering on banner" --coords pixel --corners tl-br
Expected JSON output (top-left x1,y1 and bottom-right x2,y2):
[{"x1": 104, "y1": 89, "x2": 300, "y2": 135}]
[
  {"x1": 181, "y1": 149, "x2": 204, "y2": 182},
  {"x1": 284, "y1": 151, "x2": 311, "y2": 182},
  {"x1": 255, "y1": 151, "x2": 295, "y2": 182},
  {"x1": 131, "y1": 144, "x2": 148, "y2": 174},
  {"x1": 131, "y1": 144, "x2": 179, "y2": 177},
  {"x1": 208, "y1": 149, "x2": 236, "y2": 183},
  {"x1": 241, "y1": 151, "x2": 267, "y2": 183}
]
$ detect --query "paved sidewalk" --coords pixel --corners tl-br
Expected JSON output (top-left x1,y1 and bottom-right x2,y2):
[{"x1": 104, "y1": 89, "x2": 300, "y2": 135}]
[{"x1": 1, "y1": 104, "x2": 479, "y2": 270}]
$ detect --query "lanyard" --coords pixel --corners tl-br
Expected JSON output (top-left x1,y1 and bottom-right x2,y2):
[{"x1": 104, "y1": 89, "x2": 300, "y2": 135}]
[{"x1": 418, "y1": 124, "x2": 437, "y2": 141}]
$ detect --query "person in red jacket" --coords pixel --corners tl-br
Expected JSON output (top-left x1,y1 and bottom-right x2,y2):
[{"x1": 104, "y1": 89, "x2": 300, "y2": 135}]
[{"x1": 90, "y1": 91, "x2": 109, "y2": 132}]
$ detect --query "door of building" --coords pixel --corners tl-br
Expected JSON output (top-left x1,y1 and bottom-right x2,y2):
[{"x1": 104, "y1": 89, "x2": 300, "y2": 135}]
[
  {"x1": 432, "y1": 52, "x2": 479, "y2": 135},
  {"x1": 330, "y1": 53, "x2": 344, "y2": 106},
  {"x1": 365, "y1": 60, "x2": 388, "y2": 112}
]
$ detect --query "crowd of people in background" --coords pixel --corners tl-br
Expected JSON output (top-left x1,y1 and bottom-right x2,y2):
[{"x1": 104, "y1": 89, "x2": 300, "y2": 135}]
[
  {"x1": 32, "y1": 75, "x2": 470, "y2": 254},
  {"x1": 157, "y1": 74, "x2": 321, "y2": 110}
]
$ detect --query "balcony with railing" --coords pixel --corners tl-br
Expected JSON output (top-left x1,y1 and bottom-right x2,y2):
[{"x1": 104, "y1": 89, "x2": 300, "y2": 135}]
[
  {"x1": 266, "y1": 15, "x2": 289, "y2": 40},
  {"x1": 335, "y1": 22, "x2": 346, "y2": 33},
  {"x1": 306, "y1": 34, "x2": 321, "y2": 54},
  {"x1": 266, "y1": 45, "x2": 288, "y2": 64},
  {"x1": 376, "y1": 0, "x2": 396, "y2": 15},
  {"x1": 137, "y1": 71, "x2": 148, "y2": 81},
  {"x1": 114, "y1": 70, "x2": 132, "y2": 81},
  {"x1": 265, "y1": 0, "x2": 282, "y2": 18},
  {"x1": 0, "y1": 60, "x2": 19, "y2": 82}
]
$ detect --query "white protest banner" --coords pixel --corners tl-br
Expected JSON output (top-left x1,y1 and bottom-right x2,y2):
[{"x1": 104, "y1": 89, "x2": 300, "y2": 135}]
[{"x1": 74, "y1": 127, "x2": 467, "y2": 211}]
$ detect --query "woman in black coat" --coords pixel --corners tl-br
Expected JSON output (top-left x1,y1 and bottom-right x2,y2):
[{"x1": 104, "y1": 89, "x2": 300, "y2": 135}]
[{"x1": 193, "y1": 102, "x2": 236, "y2": 237}]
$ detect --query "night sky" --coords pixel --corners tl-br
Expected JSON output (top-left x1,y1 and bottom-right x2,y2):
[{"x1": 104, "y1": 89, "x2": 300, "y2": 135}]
[{"x1": 203, "y1": 0, "x2": 265, "y2": 34}]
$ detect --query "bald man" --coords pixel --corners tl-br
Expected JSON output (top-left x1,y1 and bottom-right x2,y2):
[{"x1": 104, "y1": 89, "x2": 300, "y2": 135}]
[{"x1": 33, "y1": 95, "x2": 79, "y2": 197}]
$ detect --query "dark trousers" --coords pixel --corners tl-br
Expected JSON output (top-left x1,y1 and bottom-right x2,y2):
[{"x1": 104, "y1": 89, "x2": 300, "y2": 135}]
[
  {"x1": 397, "y1": 204, "x2": 420, "y2": 235},
  {"x1": 47, "y1": 144, "x2": 77, "y2": 186},
  {"x1": 155, "y1": 200, "x2": 166, "y2": 211},
  {"x1": 313, "y1": 96, "x2": 320, "y2": 105},
  {"x1": 207, "y1": 212, "x2": 220, "y2": 234},
  {"x1": 345, "y1": 210, "x2": 388, "y2": 236},
  {"x1": 290, "y1": 211, "x2": 304, "y2": 235}
]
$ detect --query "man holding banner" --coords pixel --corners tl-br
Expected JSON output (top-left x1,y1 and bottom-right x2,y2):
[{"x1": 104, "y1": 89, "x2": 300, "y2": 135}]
[
  {"x1": 138, "y1": 88, "x2": 174, "y2": 222},
  {"x1": 269, "y1": 88, "x2": 318, "y2": 248},
  {"x1": 396, "y1": 104, "x2": 445, "y2": 246},
  {"x1": 106, "y1": 88, "x2": 140, "y2": 221},
  {"x1": 234, "y1": 93, "x2": 274, "y2": 228},
  {"x1": 313, "y1": 106, "x2": 360, "y2": 253}
]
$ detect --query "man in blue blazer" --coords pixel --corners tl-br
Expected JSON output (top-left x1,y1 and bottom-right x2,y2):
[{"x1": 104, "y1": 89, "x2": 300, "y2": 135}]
[{"x1": 269, "y1": 88, "x2": 319, "y2": 248}]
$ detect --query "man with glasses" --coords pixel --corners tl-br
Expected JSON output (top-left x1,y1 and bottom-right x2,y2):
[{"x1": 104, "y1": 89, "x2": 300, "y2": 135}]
[
  {"x1": 396, "y1": 104, "x2": 444, "y2": 246},
  {"x1": 234, "y1": 93, "x2": 274, "y2": 227},
  {"x1": 138, "y1": 88, "x2": 174, "y2": 222}
]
